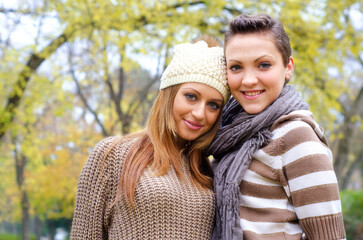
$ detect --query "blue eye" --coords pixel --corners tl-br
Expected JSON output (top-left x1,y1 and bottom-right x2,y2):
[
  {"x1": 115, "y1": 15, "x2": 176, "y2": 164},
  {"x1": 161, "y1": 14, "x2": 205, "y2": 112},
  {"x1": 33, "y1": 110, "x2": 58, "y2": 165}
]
[
  {"x1": 259, "y1": 62, "x2": 271, "y2": 69},
  {"x1": 208, "y1": 102, "x2": 221, "y2": 111},
  {"x1": 230, "y1": 65, "x2": 241, "y2": 71},
  {"x1": 185, "y1": 93, "x2": 197, "y2": 101}
]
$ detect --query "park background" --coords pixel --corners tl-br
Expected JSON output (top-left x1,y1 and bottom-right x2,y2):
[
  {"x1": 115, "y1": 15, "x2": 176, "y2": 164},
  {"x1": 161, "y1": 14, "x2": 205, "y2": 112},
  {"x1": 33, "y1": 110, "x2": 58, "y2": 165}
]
[{"x1": 0, "y1": 0, "x2": 362, "y2": 239}]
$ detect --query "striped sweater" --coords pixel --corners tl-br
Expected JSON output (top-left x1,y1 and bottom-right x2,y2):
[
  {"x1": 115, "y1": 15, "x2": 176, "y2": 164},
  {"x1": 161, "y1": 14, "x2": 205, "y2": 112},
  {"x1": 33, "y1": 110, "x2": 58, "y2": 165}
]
[
  {"x1": 239, "y1": 110, "x2": 346, "y2": 240},
  {"x1": 70, "y1": 136, "x2": 215, "y2": 239}
]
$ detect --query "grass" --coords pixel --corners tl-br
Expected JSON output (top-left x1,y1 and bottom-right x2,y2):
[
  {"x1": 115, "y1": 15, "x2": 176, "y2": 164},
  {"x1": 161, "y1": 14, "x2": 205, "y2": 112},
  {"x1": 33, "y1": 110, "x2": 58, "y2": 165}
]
[{"x1": 0, "y1": 233, "x2": 36, "y2": 240}]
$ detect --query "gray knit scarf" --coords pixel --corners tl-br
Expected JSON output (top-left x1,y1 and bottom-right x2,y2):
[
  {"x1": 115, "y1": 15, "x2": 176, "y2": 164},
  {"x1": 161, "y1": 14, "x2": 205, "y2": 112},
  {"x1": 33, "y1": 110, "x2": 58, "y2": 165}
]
[{"x1": 207, "y1": 85, "x2": 309, "y2": 240}]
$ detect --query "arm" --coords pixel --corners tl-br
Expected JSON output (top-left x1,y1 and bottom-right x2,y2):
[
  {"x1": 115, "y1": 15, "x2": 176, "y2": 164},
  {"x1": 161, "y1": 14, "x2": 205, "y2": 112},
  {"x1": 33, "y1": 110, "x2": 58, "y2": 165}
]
[
  {"x1": 281, "y1": 121, "x2": 346, "y2": 240},
  {"x1": 70, "y1": 136, "x2": 120, "y2": 240}
]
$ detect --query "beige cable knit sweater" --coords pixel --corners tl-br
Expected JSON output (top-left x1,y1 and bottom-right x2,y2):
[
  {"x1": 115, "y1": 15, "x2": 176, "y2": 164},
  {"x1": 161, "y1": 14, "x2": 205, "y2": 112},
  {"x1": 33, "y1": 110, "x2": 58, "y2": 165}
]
[{"x1": 70, "y1": 136, "x2": 215, "y2": 240}]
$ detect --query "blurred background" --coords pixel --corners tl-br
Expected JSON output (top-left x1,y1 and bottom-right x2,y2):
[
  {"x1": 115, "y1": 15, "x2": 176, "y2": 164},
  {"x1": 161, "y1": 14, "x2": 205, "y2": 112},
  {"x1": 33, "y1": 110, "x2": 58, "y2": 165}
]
[{"x1": 0, "y1": 0, "x2": 362, "y2": 239}]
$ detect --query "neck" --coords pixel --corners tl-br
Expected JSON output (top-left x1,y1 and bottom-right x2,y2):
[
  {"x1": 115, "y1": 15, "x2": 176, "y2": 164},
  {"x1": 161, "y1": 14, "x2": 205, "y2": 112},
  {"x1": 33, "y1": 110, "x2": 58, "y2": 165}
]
[{"x1": 175, "y1": 136, "x2": 191, "y2": 151}]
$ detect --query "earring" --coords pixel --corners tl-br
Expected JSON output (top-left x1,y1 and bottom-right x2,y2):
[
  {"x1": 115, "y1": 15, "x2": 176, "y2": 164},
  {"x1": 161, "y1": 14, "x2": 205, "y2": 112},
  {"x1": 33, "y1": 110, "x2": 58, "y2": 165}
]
[{"x1": 285, "y1": 75, "x2": 290, "y2": 84}]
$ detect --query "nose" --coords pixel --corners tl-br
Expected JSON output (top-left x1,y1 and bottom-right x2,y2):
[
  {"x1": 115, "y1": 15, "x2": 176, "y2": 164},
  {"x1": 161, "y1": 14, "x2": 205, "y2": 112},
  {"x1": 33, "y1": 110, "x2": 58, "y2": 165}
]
[
  {"x1": 242, "y1": 70, "x2": 258, "y2": 86},
  {"x1": 191, "y1": 103, "x2": 205, "y2": 121}
]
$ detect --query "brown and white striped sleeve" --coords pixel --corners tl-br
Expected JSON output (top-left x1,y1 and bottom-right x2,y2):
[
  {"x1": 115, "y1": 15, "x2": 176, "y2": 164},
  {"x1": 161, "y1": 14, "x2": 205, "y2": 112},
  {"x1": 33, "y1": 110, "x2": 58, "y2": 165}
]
[{"x1": 278, "y1": 113, "x2": 346, "y2": 240}]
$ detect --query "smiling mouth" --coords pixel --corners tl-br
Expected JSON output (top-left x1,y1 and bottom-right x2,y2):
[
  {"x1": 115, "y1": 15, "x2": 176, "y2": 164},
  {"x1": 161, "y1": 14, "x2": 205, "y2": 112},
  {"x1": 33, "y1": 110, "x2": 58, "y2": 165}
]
[
  {"x1": 243, "y1": 90, "x2": 264, "y2": 96},
  {"x1": 184, "y1": 119, "x2": 202, "y2": 130}
]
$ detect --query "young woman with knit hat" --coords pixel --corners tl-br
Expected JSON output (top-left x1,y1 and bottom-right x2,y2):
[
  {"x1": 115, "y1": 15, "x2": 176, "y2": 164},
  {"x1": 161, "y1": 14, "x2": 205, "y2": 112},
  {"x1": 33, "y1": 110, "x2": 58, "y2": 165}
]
[
  {"x1": 70, "y1": 37, "x2": 230, "y2": 239},
  {"x1": 208, "y1": 13, "x2": 346, "y2": 240}
]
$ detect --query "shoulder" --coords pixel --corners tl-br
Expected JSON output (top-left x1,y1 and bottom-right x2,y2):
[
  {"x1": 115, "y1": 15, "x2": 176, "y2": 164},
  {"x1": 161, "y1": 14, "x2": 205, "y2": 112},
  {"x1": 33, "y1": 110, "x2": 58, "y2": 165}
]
[
  {"x1": 93, "y1": 135, "x2": 137, "y2": 153},
  {"x1": 256, "y1": 111, "x2": 333, "y2": 171},
  {"x1": 270, "y1": 110, "x2": 327, "y2": 144},
  {"x1": 260, "y1": 110, "x2": 330, "y2": 157},
  {"x1": 82, "y1": 135, "x2": 138, "y2": 175},
  {"x1": 96, "y1": 135, "x2": 137, "y2": 157},
  {"x1": 270, "y1": 110, "x2": 314, "y2": 131}
]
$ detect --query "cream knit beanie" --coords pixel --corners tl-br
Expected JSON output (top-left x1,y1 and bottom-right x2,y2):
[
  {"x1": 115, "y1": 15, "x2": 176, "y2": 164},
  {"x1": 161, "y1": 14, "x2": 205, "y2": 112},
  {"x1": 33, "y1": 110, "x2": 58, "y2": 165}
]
[{"x1": 160, "y1": 40, "x2": 230, "y2": 103}]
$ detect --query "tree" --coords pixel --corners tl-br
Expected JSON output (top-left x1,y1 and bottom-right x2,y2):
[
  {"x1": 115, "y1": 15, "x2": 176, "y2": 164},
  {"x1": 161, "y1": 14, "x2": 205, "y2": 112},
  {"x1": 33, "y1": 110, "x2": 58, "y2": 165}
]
[
  {"x1": 320, "y1": 0, "x2": 363, "y2": 190},
  {"x1": 0, "y1": 1, "x2": 233, "y2": 238},
  {"x1": 0, "y1": 0, "x2": 362, "y2": 238}
]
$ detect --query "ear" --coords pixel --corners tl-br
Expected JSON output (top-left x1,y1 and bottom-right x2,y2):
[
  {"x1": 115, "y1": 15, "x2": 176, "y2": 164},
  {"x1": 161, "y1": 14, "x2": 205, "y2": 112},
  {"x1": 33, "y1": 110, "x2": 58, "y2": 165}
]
[{"x1": 285, "y1": 57, "x2": 294, "y2": 81}]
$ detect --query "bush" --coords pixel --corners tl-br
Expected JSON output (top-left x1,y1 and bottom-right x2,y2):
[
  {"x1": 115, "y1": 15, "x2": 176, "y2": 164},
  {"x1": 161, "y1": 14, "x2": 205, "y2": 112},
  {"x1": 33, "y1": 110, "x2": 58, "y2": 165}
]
[
  {"x1": 0, "y1": 234, "x2": 36, "y2": 240},
  {"x1": 0, "y1": 234, "x2": 18, "y2": 240},
  {"x1": 341, "y1": 190, "x2": 363, "y2": 240}
]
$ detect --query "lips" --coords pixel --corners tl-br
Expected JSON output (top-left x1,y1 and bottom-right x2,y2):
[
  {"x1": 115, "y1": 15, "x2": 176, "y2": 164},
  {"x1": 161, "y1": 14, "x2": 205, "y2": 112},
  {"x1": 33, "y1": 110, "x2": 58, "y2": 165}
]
[
  {"x1": 184, "y1": 119, "x2": 202, "y2": 130},
  {"x1": 244, "y1": 90, "x2": 263, "y2": 96},
  {"x1": 242, "y1": 90, "x2": 264, "y2": 99}
]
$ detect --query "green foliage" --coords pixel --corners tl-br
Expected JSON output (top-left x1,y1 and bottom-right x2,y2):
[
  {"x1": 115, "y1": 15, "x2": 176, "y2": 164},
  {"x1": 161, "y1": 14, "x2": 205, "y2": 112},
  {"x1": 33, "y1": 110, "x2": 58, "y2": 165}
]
[
  {"x1": 0, "y1": 0, "x2": 362, "y2": 238},
  {"x1": 341, "y1": 190, "x2": 363, "y2": 239},
  {"x1": 0, "y1": 148, "x2": 20, "y2": 222},
  {"x1": 0, "y1": 234, "x2": 36, "y2": 240}
]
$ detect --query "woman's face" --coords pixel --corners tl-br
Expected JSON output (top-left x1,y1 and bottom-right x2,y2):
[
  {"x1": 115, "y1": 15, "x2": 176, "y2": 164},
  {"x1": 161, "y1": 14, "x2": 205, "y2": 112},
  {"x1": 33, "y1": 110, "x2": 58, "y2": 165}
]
[
  {"x1": 172, "y1": 82, "x2": 223, "y2": 141},
  {"x1": 225, "y1": 33, "x2": 294, "y2": 114}
]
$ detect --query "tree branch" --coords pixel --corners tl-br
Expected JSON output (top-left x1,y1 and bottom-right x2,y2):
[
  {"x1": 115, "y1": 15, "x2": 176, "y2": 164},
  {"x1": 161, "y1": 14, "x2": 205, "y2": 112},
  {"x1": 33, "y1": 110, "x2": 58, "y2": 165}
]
[
  {"x1": 69, "y1": 67, "x2": 109, "y2": 137},
  {"x1": 105, "y1": 74, "x2": 124, "y2": 125},
  {"x1": 126, "y1": 44, "x2": 168, "y2": 117},
  {"x1": 117, "y1": 66, "x2": 124, "y2": 102},
  {"x1": 0, "y1": 32, "x2": 68, "y2": 140}
]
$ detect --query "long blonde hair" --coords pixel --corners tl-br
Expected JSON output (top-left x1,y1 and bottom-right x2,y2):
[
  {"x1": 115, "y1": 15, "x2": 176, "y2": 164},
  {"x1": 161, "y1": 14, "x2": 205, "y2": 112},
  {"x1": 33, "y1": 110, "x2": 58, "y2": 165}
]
[{"x1": 115, "y1": 84, "x2": 223, "y2": 206}]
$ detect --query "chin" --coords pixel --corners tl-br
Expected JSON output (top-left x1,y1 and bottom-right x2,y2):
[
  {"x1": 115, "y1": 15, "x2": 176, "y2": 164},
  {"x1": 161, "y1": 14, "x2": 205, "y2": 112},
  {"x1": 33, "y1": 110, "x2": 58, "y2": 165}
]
[{"x1": 244, "y1": 108, "x2": 264, "y2": 115}]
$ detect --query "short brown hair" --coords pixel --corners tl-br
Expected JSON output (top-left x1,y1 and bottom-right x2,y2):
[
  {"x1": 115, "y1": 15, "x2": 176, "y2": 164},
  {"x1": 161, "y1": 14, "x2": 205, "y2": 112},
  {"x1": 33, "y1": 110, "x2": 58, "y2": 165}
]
[{"x1": 225, "y1": 13, "x2": 292, "y2": 66}]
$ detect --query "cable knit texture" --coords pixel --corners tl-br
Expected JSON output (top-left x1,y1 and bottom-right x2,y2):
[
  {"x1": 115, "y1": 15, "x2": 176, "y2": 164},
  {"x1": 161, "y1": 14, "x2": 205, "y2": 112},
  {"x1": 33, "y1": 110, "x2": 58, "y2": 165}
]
[
  {"x1": 70, "y1": 136, "x2": 216, "y2": 240},
  {"x1": 159, "y1": 40, "x2": 230, "y2": 102}
]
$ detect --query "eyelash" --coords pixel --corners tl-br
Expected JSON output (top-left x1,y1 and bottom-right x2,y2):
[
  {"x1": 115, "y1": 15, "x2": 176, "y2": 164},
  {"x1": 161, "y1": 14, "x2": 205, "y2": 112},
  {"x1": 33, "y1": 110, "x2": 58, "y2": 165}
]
[
  {"x1": 208, "y1": 102, "x2": 221, "y2": 110},
  {"x1": 184, "y1": 93, "x2": 221, "y2": 110},
  {"x1": 229, "y1": 62, "x2": 272, "y2": 71},
  {"x1": 259, "y1": 62, "x2": 271, "y2": 69},
  {"x1": 229, "y1": 65, "x2": 241, "y2": 71},
  {"x1": 185, "y1": 93, "x2": 196, "y2": 101}
]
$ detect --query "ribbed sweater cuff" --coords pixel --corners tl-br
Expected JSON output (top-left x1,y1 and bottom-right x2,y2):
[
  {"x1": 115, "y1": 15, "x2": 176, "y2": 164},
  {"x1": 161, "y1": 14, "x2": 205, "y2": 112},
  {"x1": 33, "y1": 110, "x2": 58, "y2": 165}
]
[{"x1": 300, "y1": 213, "x2": 346, "y2": 240}]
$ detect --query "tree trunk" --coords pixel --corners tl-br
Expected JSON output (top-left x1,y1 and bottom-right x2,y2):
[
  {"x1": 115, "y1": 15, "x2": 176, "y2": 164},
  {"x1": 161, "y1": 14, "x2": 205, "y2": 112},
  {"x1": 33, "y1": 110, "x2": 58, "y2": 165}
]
[
  {"x1": 334, "y1": 85, "x2": 363, "y2": 189},
  {"x1": 21, "y1": 191, "x2": 30, "y2": 240},
  {"x1": 334, "y1": 123, "x2": 351, "y2": 189},
  {"x1": 48, "y1": 219, "x2": 55, "y2": 240},
  {"x1": 34, "y1": 216, "x2": 42, "y2": 240},
  {"x1": 14, "y1": 149, "x2": 30, "y2": 240},
  {"x1": 341, "y1": 148, "x2": 363, "y2": 189}
]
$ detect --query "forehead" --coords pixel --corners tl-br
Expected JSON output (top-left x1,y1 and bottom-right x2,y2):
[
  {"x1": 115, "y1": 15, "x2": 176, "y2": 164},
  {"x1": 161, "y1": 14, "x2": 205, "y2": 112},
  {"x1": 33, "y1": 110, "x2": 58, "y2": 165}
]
[
  {"x1": 178, "y1": 82, "x2": 223, "y2": 100},
  {"x1": 227, "y1": 32, "x2": 275, "y2": 47},
  {"x1": 225, "y1": 33, "x2": 281, "y2": 60}
]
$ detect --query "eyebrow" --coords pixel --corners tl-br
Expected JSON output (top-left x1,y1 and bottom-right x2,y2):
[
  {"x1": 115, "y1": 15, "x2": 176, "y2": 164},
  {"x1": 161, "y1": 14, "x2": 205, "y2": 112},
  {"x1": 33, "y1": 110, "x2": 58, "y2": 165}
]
[
  {"x1": 227, "y1": 59, "x2": 241, "y2": 64},
  {"x1": 211, "y1": 98, "x2": 224, "y2": 103},
  {"x1": 181, "y1": 87, "x2": 223, "y2": 102},
  {"x1": 228, "y1": 54, "x2": 274, "y2": 64},
  {"x1": 254, "y1": 55, "x2": 274, "y2": 62}
]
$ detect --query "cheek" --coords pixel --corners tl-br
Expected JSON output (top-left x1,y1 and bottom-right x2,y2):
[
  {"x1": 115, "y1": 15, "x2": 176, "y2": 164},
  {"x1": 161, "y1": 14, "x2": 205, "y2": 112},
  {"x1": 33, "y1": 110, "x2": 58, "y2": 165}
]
[
  {"x1": 271, "y1": 79, "x2": 285, "y2": 99},
  {"x1": 206, "y1": 111, "x2": 220, "y2": 126},
  {"x1": 274, "y1": 73, "x2": 286, "y2": 90},
  {"x1": 172, "y1": 98, "x2": 181, "y2": 118},
  {"x1": 227, "y1": 74, "x2": 241, "y2": 91}
]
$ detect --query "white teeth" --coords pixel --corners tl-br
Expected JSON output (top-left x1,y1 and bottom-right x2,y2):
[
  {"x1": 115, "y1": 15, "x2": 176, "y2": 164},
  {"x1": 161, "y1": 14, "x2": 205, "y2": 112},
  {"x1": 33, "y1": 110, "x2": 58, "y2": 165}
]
[{"x1": 245, "y1": 91, "x2": 262, "y2": 96}]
